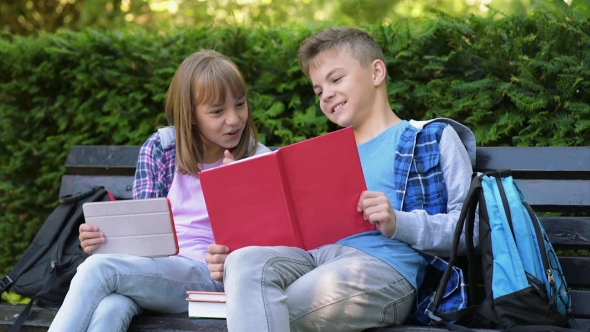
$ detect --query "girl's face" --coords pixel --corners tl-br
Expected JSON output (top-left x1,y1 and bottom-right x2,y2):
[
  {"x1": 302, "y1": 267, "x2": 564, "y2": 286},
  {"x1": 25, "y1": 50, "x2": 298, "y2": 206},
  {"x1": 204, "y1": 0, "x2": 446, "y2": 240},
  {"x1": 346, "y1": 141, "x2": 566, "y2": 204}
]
[{"x1": 195, "y1": 91, "x2": 249, "y2": 162}]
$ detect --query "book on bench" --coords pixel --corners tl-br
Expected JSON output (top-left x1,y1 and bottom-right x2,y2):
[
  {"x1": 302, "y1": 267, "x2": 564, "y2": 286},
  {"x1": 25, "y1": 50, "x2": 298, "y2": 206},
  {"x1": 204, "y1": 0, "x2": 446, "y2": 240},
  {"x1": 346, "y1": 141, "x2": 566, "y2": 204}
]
[
  {"x1": 199, "y1": 126, "x2": 374, "y2": 252},
  {"x1": 186, "y1": 291, "x2": 226, "y2": 319}
]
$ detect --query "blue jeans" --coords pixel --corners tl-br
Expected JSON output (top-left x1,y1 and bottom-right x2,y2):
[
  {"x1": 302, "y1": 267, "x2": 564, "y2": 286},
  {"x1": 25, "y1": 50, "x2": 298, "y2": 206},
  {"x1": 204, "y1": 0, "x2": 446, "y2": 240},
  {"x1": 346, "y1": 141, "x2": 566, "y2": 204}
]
[
  {"x1": 48, "y1": 254, "x2": 223, "y2": 332},
  {"x1": 224, "y1": 245, "x2": 415, "y2": 332}
]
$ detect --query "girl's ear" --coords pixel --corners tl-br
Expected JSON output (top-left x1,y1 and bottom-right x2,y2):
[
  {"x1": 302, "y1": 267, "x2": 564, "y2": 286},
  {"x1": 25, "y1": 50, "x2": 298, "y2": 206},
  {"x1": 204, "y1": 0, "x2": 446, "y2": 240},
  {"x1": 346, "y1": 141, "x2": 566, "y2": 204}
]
[{"x1": 371, "y1": 59, "x2": 387, "y2": 86}]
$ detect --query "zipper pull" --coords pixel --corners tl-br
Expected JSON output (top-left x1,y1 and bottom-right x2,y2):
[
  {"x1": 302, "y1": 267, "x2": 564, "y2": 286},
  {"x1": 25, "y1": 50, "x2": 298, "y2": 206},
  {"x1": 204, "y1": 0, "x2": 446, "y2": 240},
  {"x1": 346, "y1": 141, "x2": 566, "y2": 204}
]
[{"x1": 546, "y1": 269, "x2": 555, "y2": 284}]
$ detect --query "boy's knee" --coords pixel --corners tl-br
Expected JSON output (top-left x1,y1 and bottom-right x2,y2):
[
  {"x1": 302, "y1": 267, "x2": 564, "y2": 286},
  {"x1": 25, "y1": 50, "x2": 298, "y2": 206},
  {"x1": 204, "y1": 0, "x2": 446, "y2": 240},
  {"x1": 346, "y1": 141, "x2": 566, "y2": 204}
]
[{"x1": 225, "y1": 246, "x2": 270, "y2": 272}]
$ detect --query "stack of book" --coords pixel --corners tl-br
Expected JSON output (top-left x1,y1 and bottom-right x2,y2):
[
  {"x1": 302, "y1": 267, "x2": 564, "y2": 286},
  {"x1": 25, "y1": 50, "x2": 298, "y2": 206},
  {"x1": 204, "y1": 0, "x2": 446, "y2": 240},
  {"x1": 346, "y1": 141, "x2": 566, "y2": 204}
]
[{"x1": 186, "y1": 291, "x2": 226, "y2": 319}]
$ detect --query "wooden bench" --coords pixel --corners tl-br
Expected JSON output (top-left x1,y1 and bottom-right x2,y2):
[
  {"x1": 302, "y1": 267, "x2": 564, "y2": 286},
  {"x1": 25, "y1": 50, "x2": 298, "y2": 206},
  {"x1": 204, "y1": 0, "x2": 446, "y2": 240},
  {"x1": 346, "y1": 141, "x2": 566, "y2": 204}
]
[{"x1": 1, "y1": 145, "x2": 589, "y2": 332}]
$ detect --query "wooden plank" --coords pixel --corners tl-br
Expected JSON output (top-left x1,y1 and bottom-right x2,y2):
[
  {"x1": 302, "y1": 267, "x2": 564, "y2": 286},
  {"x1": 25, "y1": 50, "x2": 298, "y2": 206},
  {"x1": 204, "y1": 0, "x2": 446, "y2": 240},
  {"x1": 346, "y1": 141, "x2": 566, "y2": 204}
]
[
  {"x1": 540, "y1": 217, "x2": 590, "y2": 249},
  {"x1": 58, "y1": 175, "x2": 135, "y2": 200},
  {"x1": 1, "y1": 302, "x2": 587, "y2": 332},
  {"x1": 571, "y1": 290, "x2": 590, "y2": 318},
  {"x1": 559, "y1": 257, "x2": 590, "y2": 288},
  {"x1": 65, "y1": 146, "x2": 140, "y2": 175},
  {"x1": 516, "y1": 179, "x2": 590, "y2": 212},
  {"x1": 64, "y1": 146, "x2": 279, "y2": 175},
  {"x1": 64, "y1": 146, "x2": 590, "y2": 180},
  {"x1": 476, "y1": 147, "x2": 590, "y2": 178}
]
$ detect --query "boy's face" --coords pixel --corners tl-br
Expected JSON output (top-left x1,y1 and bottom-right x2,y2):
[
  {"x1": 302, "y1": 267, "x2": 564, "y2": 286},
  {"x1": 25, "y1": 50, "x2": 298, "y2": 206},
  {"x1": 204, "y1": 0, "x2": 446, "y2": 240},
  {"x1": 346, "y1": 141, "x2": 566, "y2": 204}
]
[{"x1": 308, "y1": 47, "x2": 376, "y2": 128}]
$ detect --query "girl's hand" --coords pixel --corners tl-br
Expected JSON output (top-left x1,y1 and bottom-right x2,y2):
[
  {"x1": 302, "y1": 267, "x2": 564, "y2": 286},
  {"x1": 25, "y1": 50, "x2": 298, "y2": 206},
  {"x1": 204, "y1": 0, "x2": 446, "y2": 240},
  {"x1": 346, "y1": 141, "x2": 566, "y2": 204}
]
[
  {"x1": 79, "y1": 223, "x2": 105, "y2": 254},
  {"x1": 357, "y1": 191, "x2": 397, "y2": 238},
  {"x1": 222, "y1": 150, "x2": 235, "y2": 165},
  {"x1": 205, "y1": 244, "x2": 229, "y2": 282}
]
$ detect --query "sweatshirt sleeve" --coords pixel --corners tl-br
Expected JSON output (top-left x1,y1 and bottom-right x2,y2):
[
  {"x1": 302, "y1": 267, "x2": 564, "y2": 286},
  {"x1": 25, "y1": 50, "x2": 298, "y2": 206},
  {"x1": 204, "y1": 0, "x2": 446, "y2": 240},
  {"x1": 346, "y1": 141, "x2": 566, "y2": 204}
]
[{"x1": 391, "y1": 125, "x2": 478, "y2": 257}]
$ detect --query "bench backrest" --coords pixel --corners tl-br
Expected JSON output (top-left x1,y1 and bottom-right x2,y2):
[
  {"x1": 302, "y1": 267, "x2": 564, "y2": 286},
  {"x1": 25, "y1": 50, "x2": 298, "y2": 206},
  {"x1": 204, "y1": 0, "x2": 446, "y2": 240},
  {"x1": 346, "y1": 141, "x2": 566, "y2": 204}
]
[{"x1": 60, "y1": 145, "x2": 590, "y2": 323}]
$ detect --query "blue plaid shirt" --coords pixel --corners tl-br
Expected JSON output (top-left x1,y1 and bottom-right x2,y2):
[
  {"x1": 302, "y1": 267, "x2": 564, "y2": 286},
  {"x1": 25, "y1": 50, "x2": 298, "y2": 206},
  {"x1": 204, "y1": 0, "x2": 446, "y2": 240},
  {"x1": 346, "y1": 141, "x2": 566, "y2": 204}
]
[{"x1": 395, "y1": 121, "x2": 468, "y2": 325}]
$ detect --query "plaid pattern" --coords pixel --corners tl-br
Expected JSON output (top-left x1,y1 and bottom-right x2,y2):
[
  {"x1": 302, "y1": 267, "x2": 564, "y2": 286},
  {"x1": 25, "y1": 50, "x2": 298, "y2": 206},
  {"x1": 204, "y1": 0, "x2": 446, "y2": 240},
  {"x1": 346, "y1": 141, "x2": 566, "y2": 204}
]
[
  {"x1": 133, "y1": 131, "x2": 176, "y2": 199},
  {"x1": 414, "y1": 255, "x2": 467, "y2": 325},
  {"x1": 393, "y1": 121, "x2": 448, "y2": 214},
  {"x1": 395, "y1": 121, "x2": 467, "y2": 325}
]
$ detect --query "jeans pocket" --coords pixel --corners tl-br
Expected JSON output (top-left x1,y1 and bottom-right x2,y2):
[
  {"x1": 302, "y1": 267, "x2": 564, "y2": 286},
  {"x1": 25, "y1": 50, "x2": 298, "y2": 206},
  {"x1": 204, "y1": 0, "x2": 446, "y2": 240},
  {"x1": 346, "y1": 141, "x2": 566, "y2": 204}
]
[{"x1": 379, "y1": 289, "x2": 415, "y2": 327}]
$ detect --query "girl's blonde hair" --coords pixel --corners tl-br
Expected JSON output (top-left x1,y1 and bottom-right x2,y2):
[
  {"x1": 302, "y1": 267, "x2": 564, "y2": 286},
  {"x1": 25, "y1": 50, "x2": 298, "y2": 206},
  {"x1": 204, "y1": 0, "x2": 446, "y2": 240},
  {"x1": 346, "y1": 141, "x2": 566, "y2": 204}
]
[{"x1": 165, "y1": 50, "x2": 259, "y2": 177}]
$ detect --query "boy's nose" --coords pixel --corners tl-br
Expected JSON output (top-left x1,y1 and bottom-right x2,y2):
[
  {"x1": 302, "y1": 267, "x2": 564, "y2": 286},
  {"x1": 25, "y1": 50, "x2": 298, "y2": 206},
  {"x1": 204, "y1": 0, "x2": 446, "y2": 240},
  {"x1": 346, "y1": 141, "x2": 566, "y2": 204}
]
[{"x1": 321, "y1": 89, "x2": 335, "y2": 102}]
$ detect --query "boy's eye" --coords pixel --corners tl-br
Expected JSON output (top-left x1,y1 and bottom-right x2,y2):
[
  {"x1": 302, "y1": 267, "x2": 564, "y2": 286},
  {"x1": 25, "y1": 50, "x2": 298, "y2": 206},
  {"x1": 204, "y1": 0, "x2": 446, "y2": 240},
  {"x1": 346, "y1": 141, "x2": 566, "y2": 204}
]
[
  {"x1": 317, "y1": 91, "x2": 323, "y2": 97},
  {"x1": 333, "y1": 76, "x2": 342, "y2": 83}
]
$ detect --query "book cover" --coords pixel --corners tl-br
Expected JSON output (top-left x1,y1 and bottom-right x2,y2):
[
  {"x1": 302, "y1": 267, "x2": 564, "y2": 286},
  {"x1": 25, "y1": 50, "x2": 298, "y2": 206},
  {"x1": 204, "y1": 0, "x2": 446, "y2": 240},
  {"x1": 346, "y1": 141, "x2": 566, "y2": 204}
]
[
  {"x1": 82, "y1": 198, "x2": 179, "y2": 257},
  {"x1": 200, "y1": 127, "x2": 374, "y2": 251},
  {"x1": 186, "y1": 291, "x2": 226, "y2": 319}
]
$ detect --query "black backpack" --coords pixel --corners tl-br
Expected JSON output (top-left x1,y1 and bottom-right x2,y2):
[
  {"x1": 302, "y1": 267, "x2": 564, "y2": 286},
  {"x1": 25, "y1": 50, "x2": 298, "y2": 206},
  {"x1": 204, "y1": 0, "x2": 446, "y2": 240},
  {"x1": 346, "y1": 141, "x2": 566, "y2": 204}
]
[{"x1": 0, "y1": 186, "x2": 111, "y2": 331}]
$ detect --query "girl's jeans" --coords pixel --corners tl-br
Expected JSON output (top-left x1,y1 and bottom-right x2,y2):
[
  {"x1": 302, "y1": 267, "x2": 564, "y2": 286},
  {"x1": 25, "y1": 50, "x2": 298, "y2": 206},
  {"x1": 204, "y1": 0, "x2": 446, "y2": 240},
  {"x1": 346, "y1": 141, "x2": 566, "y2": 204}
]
[{"x1": 48, "y1": 254, "x2": 222, "y2": 332}]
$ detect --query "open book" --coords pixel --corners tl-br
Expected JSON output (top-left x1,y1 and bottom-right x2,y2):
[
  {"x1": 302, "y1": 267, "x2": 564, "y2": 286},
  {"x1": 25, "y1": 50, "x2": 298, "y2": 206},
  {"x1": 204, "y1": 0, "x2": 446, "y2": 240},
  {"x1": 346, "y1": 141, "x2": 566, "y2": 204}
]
[{"x1": 200, "y1": 127, "x2": 374, "y2": 251}]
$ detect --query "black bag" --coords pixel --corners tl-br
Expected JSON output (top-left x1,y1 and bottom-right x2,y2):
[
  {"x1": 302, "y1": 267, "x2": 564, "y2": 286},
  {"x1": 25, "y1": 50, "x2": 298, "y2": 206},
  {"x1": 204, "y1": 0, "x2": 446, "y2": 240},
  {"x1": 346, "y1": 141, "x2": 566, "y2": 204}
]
[{"x1": 0, "y1": 186, "x2": 111, "y2": 331}]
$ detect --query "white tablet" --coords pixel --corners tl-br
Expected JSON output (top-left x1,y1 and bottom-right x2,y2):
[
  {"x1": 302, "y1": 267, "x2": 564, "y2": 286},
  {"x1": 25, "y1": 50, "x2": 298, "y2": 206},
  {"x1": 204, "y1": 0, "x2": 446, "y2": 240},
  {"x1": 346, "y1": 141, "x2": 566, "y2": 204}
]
[{"x1": 82, "y1": 198, "x2": 179, "y2": 257}]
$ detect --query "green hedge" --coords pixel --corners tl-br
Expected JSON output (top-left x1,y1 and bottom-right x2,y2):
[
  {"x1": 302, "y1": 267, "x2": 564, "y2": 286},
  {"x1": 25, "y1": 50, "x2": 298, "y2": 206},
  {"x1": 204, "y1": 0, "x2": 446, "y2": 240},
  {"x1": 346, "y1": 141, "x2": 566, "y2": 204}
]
[{"x1": 1, "y1": 9, "x2": 589, "y2": 275}]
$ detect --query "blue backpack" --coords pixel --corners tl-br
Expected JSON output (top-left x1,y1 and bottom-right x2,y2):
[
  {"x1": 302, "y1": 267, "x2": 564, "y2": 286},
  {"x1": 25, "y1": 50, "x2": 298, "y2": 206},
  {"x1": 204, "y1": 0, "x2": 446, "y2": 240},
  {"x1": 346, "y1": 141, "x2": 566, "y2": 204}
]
[{"x1": 432, "y1": 171, "x2": 572, "y2": 330}]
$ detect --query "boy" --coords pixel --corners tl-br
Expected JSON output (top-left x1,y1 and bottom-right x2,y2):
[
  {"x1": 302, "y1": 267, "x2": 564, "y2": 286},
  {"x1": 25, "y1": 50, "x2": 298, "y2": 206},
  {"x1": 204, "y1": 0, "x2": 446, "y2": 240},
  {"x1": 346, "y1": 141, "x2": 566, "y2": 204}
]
[{"x1": 207, "y1": 26, "x2": 476, "y2": 331}]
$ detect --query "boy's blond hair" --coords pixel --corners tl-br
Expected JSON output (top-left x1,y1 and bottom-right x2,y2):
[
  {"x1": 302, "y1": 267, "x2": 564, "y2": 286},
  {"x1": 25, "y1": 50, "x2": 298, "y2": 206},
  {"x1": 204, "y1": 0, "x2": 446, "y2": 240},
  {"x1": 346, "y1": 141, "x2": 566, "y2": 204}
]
[
  {"x1": 165, "y1": 50, "x2": 259, "y2": 177},
  {"x1": 298, "y1": 27, "x2": 385, "y2": 77}
]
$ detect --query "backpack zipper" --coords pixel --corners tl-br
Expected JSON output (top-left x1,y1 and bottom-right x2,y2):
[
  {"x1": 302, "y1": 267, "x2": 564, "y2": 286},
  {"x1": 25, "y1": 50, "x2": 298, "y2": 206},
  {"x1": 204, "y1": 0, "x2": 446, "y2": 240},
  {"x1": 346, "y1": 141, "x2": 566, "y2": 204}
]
[{"x1": 524, "y1": 202, "x2": 556, "y2": 309}]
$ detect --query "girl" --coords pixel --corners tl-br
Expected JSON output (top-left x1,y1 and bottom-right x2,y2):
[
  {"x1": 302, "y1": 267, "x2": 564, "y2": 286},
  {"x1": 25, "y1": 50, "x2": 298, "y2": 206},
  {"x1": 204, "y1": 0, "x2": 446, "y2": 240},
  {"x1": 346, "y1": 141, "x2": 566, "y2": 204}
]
[{"x1": 48, "y1": 50, "x2": 270, "y2": 332}]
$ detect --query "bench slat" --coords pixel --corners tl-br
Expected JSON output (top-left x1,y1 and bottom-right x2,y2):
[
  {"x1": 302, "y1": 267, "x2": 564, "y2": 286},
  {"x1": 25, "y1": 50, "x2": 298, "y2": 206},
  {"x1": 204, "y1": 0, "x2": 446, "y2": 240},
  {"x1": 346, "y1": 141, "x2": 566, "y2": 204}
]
[
  {"x1": 58, "y1": 177, "x2": 590, "y2": 213},
  {"x1": 559, "y1": 257, "x2": 590, "y2": 288},
  {"x1": 516, "y1": 179, "x2": 590, "y2": 212},
  {"x1": 65, "y1": 146, "x2": 590, "y2": 178},
  {"x1": 541, "y1": 217, "x2": 590, "y2": 249},
  {"x1": 59, "y1": 175, "x2": 135, "y2": 200},
  {"x1": 2, "y1": 299, "x2": 589, "y2": 332},
  {"x1": 476, "y1": 147, "x2": 590, "y2": 178},
  {"x1": 571, "y1": 290, "x2": 590, "y2": 318},
  {"x1": 65, "y1": 146, "x2": 140, "y2": 175}
]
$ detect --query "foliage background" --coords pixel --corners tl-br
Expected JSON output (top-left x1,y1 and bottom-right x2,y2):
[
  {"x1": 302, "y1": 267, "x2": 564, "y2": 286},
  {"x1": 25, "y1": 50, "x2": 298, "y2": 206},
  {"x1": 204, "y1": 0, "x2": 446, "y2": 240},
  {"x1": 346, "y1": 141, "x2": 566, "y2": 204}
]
[
  {"x1": 2, "y1": 0, "x2": 589, "y2": 35},
  {"x1": 0, "y1": 5, "x2": 589, "y2": 283}
]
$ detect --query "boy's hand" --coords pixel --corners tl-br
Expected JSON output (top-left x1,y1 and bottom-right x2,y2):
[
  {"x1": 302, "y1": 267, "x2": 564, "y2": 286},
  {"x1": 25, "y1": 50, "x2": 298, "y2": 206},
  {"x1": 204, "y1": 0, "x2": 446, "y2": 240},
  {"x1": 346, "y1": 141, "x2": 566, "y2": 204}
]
[
  {"x1": 357, "y1": 191, "x2": 397, "y2": 238},
  {"x1": 206, "y1": 244, "x2": 229, "y2": 282},
  {"x1": 222, "y1": 150, "x2": 235, "y2": 165},
  {"x1": 79, "y1": 223, "x2": 105, "y2": 254}
]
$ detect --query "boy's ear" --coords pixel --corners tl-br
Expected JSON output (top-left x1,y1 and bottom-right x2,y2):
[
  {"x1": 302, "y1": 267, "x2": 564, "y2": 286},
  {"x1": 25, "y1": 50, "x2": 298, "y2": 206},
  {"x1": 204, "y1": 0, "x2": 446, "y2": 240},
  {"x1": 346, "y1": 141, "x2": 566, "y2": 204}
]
[{"x1": 371, "y1": 59, "x2": 387, "y2": 86}]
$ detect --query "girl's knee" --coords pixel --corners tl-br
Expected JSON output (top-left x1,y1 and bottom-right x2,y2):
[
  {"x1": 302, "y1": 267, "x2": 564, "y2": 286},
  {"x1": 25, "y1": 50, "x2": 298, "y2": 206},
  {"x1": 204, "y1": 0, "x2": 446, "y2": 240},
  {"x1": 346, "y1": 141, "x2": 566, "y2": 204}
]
[{"x1": 76, "y1": 254, "x2": 118, "y2": 276}]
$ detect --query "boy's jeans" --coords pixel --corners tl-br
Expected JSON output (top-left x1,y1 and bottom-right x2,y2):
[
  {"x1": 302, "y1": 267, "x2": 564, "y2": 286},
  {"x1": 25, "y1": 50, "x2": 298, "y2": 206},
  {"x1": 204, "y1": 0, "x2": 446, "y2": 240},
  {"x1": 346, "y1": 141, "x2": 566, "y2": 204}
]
[
  {"x1": 48, "y1": 254, "x2": 223, "y2": 332},
  {"x1": 224, "y1": 245, "x2": 415, "y2": 332}
]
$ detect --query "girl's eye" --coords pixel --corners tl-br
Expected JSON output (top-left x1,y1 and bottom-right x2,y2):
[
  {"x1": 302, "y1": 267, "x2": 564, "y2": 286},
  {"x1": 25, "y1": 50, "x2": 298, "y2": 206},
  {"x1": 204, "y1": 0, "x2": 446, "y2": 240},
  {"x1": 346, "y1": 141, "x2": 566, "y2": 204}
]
[
  {"x1": 212, "y1": 109, "x2": 223, "y2": 115},
  {"x1": 317, "y1": 91, "x2": 323, "y2": 97},
  {"x1": 333, "y1": 76, "x2": 342, "y2": 83},
  {"x1": 236, "y1": 102, "x2": 246, "y2": 108}
]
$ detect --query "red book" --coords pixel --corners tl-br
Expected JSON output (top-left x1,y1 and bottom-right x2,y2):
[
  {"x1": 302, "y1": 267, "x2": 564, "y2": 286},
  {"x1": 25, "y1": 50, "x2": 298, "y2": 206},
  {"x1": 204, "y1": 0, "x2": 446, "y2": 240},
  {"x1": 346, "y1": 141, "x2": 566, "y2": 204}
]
[{"x1": 199, "y1": 127, "x2": 374, "y2": 251}]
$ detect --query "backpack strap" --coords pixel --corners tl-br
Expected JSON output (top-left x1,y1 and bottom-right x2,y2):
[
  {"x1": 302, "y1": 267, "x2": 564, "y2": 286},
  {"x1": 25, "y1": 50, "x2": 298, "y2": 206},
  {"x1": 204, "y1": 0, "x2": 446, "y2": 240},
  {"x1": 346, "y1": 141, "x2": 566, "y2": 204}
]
[{"x1": 431, "y1": 174, "x2": 482, "y2": 323}]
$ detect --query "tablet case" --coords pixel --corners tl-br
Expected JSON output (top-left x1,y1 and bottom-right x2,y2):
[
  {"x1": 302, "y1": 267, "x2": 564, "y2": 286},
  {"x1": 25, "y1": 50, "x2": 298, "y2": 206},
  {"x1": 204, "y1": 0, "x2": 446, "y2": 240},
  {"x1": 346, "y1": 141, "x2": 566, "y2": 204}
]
[{"x1": 82, "y1": 198, "x2": 179, "y2": 257}]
